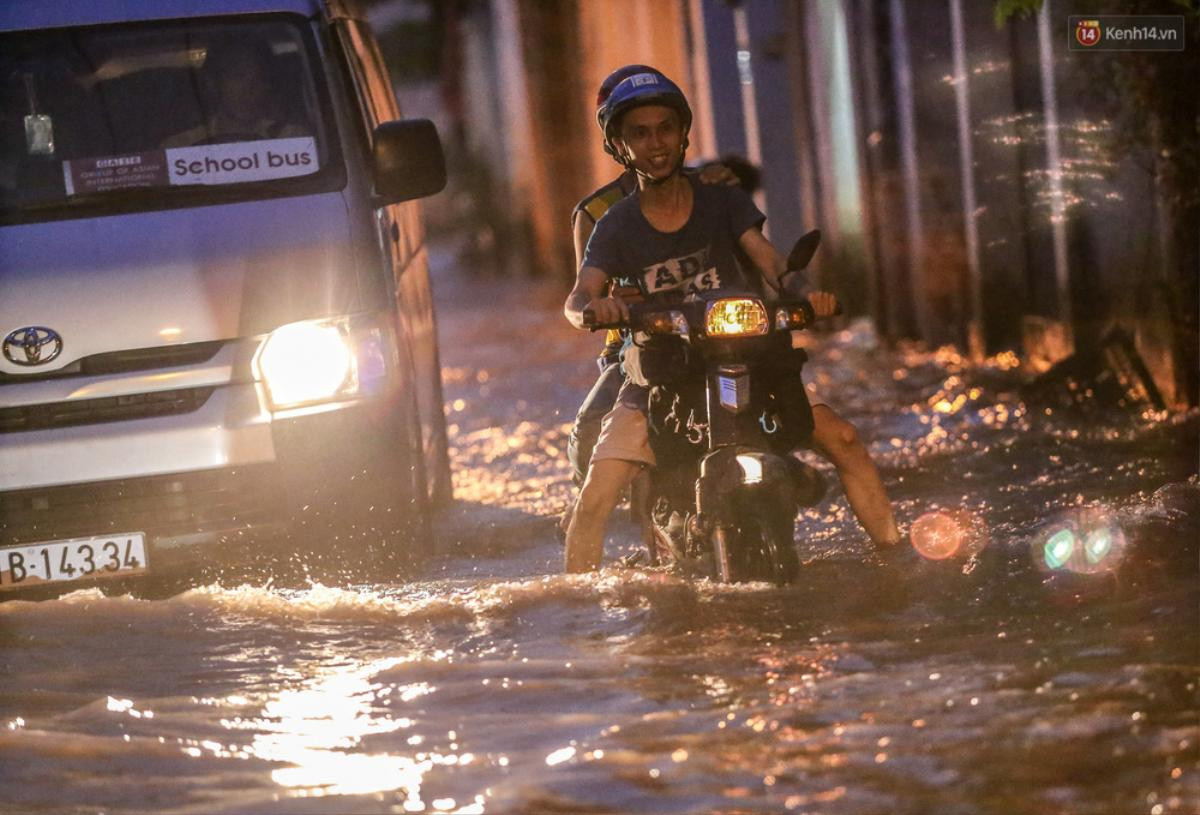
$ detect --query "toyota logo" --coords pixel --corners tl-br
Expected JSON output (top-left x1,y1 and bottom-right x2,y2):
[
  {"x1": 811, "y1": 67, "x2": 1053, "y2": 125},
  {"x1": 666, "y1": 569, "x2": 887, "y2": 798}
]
[{"x1": 3, "y1": 326, "x2": 63, "y2": 366}]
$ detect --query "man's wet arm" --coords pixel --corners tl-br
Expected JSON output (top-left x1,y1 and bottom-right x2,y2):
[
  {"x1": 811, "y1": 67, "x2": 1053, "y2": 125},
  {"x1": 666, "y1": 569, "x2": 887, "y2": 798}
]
[
  {"x1": 738, "y1": 227, "x2": 786, "y2": 290},
  {"x1": 573, "y1": 212, "x2": 597, "y2": 271},
  {"x1": 564, "y1": 266, "x2": 609, "y2": 329}
]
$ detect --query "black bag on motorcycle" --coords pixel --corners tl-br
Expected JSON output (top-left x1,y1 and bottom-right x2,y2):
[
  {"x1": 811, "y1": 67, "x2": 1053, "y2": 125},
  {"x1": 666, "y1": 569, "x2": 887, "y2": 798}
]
[
  {"x1": 639, "y1": 335, "x2": 703, "y2": 467},
  {"x1": 758, "y1": 346, "x2": 815, "y2": 452}
]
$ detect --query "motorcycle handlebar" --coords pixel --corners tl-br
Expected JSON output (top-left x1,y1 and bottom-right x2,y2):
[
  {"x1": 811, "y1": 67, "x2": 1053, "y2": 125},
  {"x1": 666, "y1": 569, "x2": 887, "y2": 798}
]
[
  {"x1": 581, "y1": 303, "x2": 642, "y2": 331},
  {"x1": 581, "y1": 297, "x2": 842, "y2": 331},
  {"x1": 780, "y1": 299, "x2": 842, "y2": 325}
]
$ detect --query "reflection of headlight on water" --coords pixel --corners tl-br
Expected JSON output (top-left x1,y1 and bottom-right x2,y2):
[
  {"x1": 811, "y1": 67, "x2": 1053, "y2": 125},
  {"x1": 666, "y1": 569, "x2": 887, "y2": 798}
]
[
  {"x1": 910, "y1": 509, "x2": 988, "y2": 560},
  {"x1": 1033, "y1": 508, "x2": 1126, "y2": 575}
]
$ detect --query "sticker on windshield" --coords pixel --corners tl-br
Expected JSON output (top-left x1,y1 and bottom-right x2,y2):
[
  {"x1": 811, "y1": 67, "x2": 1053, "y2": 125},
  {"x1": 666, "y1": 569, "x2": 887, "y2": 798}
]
[
  {"x1": 62, "y1": 152, "x2": 171, "y2": 195},
  {"x1": 62, "y1": 137, "x2": 319, "y2": 195},
  {"x1": 169, "y1": 138, "x2": 318, "y2": 185}
]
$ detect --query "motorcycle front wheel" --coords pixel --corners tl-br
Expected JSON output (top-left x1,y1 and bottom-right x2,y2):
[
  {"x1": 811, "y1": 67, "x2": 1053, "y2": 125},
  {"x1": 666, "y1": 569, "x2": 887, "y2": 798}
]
[{"x1": 738, "y1": 499, "x2": 800, "y2": 586}]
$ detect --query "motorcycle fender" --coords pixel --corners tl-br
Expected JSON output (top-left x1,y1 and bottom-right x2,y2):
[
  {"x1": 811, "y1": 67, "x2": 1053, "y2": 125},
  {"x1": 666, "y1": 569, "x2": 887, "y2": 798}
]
[{"x1": 696, "y1": 446, "x2": 794, "y2": 515}]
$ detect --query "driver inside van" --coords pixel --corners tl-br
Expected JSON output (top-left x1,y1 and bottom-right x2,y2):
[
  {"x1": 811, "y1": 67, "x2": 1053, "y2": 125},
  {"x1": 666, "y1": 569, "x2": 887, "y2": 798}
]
[{"x1": 162, "y1": 39, "x2": 307, "y2": 148}]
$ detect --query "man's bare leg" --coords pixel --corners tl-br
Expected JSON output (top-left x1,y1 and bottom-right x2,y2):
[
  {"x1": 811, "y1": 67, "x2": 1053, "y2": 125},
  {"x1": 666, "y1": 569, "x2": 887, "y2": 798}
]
[
  {"x1": 810, "y1": 404, "x2": 901, "y2": 546},
  {"x1": 559, "y1": 498, "x2": 576, "y2": 535},
  {"x1": 561, "y1": 471, "x2": 653, "y2": 566},
  {"x1": 565, "y1": 459, "x2": 644, "y2": 572}
]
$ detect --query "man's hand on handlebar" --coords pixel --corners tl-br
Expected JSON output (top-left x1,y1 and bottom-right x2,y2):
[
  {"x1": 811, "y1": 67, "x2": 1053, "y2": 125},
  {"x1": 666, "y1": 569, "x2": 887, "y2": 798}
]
[
  {"x1": 583, "y1": 295, "x2": 630, "y2": 328},
  {"x1": 807, "y1": 291, "x2": 839, "y2": 319}
]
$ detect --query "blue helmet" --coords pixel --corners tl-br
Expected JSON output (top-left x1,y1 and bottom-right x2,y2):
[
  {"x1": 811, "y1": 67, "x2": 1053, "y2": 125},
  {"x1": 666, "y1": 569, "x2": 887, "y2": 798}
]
[
  {"x1": 595, "y1": 64, "x2": 658, "y2": 111},
  {"x1": 597, "y1": 70, "x2": 693, "y2": 166}
]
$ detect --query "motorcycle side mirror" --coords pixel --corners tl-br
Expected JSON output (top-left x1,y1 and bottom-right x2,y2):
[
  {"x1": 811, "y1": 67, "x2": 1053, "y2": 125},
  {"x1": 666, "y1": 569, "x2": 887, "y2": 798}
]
[{"x1": 786, "y1": 229, "x2": 821, "y2": 271}]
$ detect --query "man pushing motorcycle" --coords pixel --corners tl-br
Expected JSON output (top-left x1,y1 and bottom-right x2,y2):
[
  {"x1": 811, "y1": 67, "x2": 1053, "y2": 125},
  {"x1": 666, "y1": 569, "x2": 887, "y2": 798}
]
[{"x1": 563, "y1": 70, "x2": 901, "y2": 573}]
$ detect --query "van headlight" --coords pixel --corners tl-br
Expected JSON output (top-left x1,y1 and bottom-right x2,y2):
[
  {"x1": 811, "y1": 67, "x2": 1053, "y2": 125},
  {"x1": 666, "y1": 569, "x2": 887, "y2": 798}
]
[{"x1": 253, "y1": 315, "x2": 389, "y2": 410}]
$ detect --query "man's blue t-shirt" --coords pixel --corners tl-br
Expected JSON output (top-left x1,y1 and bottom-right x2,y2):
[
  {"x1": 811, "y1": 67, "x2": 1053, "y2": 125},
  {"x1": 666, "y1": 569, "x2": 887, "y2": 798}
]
[
  {"x1": 582, "y1": 174, "x2": 765, "y2": 302},
  {"x1": 582, "y1": 174, "x2": 767, "y2": 408}
]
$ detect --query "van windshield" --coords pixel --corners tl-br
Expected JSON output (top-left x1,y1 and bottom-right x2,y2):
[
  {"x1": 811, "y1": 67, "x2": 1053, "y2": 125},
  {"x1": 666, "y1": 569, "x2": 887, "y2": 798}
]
[{"x1": 0, "y1": 16, "x2": 340, "y2": 221}]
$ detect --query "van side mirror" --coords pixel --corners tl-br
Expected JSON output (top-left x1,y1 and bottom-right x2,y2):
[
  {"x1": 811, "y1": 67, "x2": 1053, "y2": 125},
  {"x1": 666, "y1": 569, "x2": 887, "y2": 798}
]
[{"x1": 371, "y1": 119, "x2": 446, "y2": 205}]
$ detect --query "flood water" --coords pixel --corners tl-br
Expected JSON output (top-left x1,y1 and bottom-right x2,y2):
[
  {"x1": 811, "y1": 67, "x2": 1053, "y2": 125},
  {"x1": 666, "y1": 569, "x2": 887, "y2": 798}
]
[{"x1": 2, "y1": 243, "x2": 1196, "y2": 815}]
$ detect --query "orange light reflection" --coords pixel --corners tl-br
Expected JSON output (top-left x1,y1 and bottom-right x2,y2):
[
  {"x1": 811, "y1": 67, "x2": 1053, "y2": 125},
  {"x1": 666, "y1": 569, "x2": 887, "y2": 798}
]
[{"x1": 910, "y1": 509, "x2": 988, "y2": 560}]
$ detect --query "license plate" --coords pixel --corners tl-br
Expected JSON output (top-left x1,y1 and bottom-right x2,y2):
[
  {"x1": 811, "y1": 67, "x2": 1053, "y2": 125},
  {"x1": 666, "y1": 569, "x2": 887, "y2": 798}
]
[{"x1": 0, "y1": 533, "x2": 148, "y2": 590}]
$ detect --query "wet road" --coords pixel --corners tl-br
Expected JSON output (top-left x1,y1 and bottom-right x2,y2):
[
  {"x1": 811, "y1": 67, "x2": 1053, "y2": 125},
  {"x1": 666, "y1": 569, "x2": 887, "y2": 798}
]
[{"x1": 2, "y1": 242, "x2": 1197, "y2": 814}]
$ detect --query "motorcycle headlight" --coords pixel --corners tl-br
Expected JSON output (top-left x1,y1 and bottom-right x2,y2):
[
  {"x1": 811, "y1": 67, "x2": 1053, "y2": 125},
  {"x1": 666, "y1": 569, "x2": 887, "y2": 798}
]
[
  {"x1": 254, "y1": 315, "x2": 389, "y2": 410},
  {"x1": 705, "y1": 298, "x2": 768, "y2": 337}
]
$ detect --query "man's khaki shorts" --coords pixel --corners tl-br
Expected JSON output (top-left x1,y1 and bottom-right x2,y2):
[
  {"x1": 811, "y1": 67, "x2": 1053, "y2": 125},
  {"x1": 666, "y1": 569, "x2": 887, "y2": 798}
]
[{"x1": 590, "y1": 403, "x2": 656, "y2": 467}]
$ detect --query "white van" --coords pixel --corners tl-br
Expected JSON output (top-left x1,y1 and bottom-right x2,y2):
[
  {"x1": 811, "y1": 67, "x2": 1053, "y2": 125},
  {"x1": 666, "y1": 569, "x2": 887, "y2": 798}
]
[{"x1": 0, "y1": 0, "x2": 451, "y2": 595}]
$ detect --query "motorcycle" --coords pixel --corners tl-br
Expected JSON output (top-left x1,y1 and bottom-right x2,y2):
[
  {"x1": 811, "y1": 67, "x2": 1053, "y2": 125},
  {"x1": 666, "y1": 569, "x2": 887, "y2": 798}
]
[{"x1": 584, "y1": 231, "x2": 835, "y2": 585}]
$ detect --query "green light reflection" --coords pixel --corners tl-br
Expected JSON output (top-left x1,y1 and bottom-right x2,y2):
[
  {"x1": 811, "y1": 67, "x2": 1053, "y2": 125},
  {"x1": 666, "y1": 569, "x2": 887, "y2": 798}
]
[{"x1": 1043, "y1": 528, "x2": 1076, "y2": 570}]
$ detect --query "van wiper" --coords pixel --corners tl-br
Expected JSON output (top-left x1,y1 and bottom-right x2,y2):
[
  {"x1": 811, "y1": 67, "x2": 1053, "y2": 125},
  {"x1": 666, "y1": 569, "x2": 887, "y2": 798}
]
[
  {"x1": 11, "y1": 182, "x2": 222, "y2": 214},
  {"x1": 3, "y1": 174, "x2": 323, "y2": 223},
  {"x1": 14, "y1": 187, "x2": 170, "y2": 212}
]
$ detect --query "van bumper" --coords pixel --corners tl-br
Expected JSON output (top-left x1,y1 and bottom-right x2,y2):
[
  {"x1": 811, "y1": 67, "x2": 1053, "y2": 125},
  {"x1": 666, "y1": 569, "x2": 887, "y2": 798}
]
[{"x1": 0, "y1": 384, "x2": 424, "y2": 594}]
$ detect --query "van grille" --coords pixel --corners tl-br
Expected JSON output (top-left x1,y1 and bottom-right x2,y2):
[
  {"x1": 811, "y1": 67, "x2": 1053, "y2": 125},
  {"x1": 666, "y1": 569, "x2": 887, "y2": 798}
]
[
  {"x1": 0, "y1": 340, "x2": 226, "y2": 384},
  {"x1": 79, "y1": 341, "x2": 226, "y2": 376},
  {"x1": 0, "y1": 387, "x2": 215, "y2": 434},
  {"x1": 0, "y1": 466, "x2": 286, "y2": 547}
]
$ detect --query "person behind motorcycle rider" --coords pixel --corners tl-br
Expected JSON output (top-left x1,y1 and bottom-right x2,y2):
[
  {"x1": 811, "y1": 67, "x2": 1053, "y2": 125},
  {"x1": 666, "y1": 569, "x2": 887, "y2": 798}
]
[
  {"x1": 566, "y1": 64, "x2": 740, "y2": 491},
  {"x1": 563, "y1": 70, "x2": 901, "y2": 572}
]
